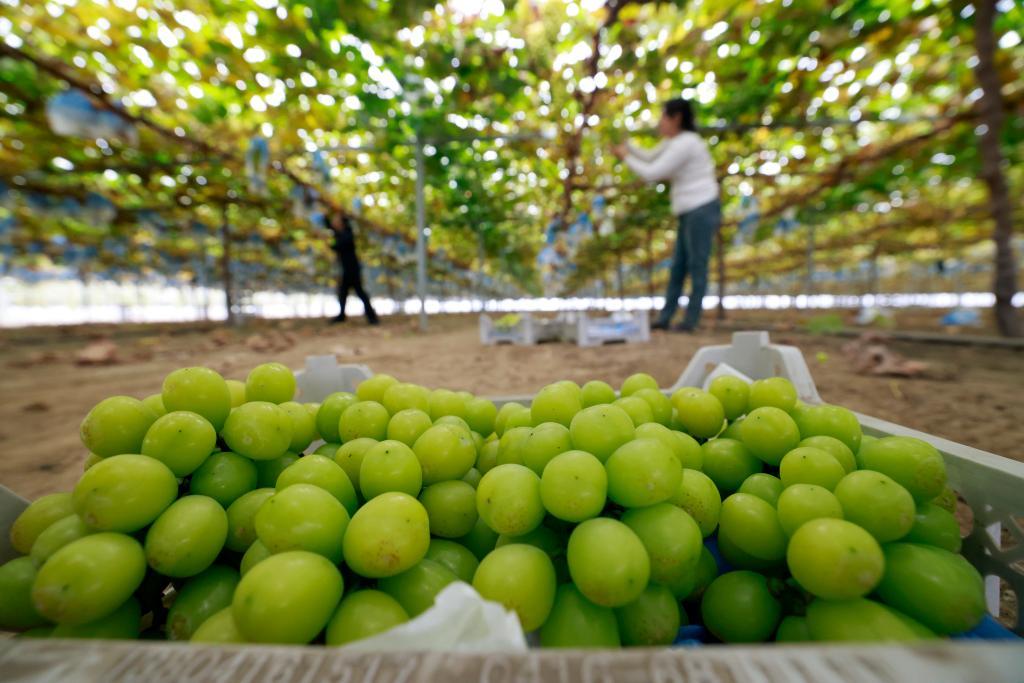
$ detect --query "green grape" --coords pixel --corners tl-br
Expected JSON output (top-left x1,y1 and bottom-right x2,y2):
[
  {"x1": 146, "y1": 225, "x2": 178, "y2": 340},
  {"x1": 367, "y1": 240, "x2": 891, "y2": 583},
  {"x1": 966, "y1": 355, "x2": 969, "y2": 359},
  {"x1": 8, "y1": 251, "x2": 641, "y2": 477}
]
[
  {"x1": 339, "y1": 401, "x2": 389, "y2": 443},
  {"x1": 775, "y1": 615, "x2": 811, "y2": 642},
  {"x1": 776, "y1": 484, "x2": 843, "y2": 536},
  {"x1": 254, "y1": 452, "x2": 300, "y2": 488},
  {"x1": 166, "y1": 565, "x2": 240, "y2": 640},
  {"x1": 805, "y1": 598, "x2": 937, "y2": 642},
  {"x1": 786, "y1": 518, "x2": 884, "y2": 600},
  {"x1": 232, "y1": 550, "x2": 343, "y2": 644},
  {"x1": 314, "y1": 442, "x2": 341, "y2": 455},
  {"x1": 413, "y1": 424, "x2": 477, "y2": 483},
  {"x1": 471, "y1": 431, "x2": 485, "y2": 453},
  {"x1": 79, "y1": 396, "x2": 156, "y2": 458},
  {"x1": 496, "y1": 425, "x2": 531, "y2": 466},
  {"x1": 343, "y1": 492, "x2": 430, "y2": 578},
  {"x1": 539, "y1": 450, "x2": 607, "y2": 522},
  {"x1": 10, "y1": 492, "x2": 74, "y2": 554},
  {"x1": 221, "y1": 401, "x2": 293, "y2": 461},
  {"x1": 141, "y1": 410, "x2": 216, "y2": 476},
  {"x1": 334, "y1": 437, "x2": 378, "y2": 490},
  {"x1": 531, "y1": 383, "x2": 583, "y2": 427},
  {"x1": 51, "y1": 596, "x2": 140, "y2": 640},
  {"x1": 799, "y1": 435, "x2": 856, "y2": 473},
  {"x1": 671, "y1": 469, "x2": 722, "y2": 537},
  {"x1": 473, "y1": 544, "x2": 556, "y2": 631},
  {"x1": 875, "y1": 542, "x2": 985, "y2": 635},
  {"x1": 581, "y1": 380, "x2": 617, "y2": 407},
  {"x1": 224, "y1": 488, "x2": 275, "y2": 553},
  {"x1": 568, "y1": 404, "x2": 635, "y2": 463},
  {"x1": 701, "y1": 438, "x2": 762, "y2": 494},
  {"x1": 856, "y1": 436, "x2": 947, "y2": 503},
  {"x1": 737, "y1": 473, "x2": 784, "y2": 506},
  {"x1": 495, "y1": 525, "x2": 562, "y2": 557},
  {"x1": 382, "y1": 382, "x2": 431, "y2": 415},
  {"x1": 620, "y1": 372, "x2": 658, "y2": 396},
  {"x1": 540, "y1": 583, "x2": 620, "y2": 647},
  {"x1": 255, "y1": 484, "x2": 349, "y2": 563},
  {"x1": 32, "y1": 532, "x2": 146, "y2": 625},
  {"x1": 145, "y1": 495, "x2": 228, "y2": 577},
  {"x1": 304, "y1": 402, "x2": 320, "y2": 422},
  {"x1": 792, "y1": 404, "x2": 862, "y2": 453},
  {"x1": 387, "y1": 408, "x2": 434, "y2": 447},
  {"x1": 73, "y1": 454, "x2": 177, "y2": 532},
  {"x1": 425, "y1": 539, "x2": 480, "y2": 582},
  {"x1": 189, "y1": 451, "x2": 258, "y2": 507},
  {"x1": 316, "y1": 392, "x2": 358, "y2": 443},
  {"x1": 718, "y1": 493, "x2": 787, "y2": 563},
  {"x1": 0, "y1": 557, "x2": 48, "y2": 630},
  {"x1": 701, "y1": 571, "x2": 781, "y2": 642},
  {"x1": 671, "y1": 388, "x2": 725, "y2": 439},
  {"x1": 615, "y1": 584, "x2": 681, "y2": 646},
  {"x1": 834, "y1": 470, "x2": 915, "y2": 542},
  {"x1": 522, "y1": 422, "x2": 573, "y2": 474},
  {"x1": 779, "y1": 446, "x2": 845, "y2": 490},
  {"x1": 162, "y1": 367, "x2": 232, "y2": 432},
  {"x1": 683, "y1": 545, "x2": 719, "y2": 601},
  {"x1": 636, "y1": 423, "x2": 702, "y2": 469},
  {"x1": 457, "y1": 517, "x2": 500, "y2": 560},
  {"x1": 613, "y1": 396, "x2": 654, "y2": 426},
  {"x1": 905, "y1": 503, "x2": 962, "y2": 552},
  {"x1": 720, "y1": 420, "x2": 743, "y2": 441},
  {"x1": 605, "y1": 438, "x2": 681, "y2": 508},
  {"x1": 277, "y1": 454, "x2": 358, "y2": 514},
  {"x1": 226, "y1": 380, "x2": 247, "y2": 408},
  {"x1": 326, "y1": 590, "x2": 409, "y2": 645},
  {"x1": 428, "y1": 388, "x2": 467, "y2": 421},
  {"x1": 279, "y1": 401, "x2": 316, "y2": 452},
  {"x1": 747, "y1": 377, "x2": 797, "y2": 412},
  {"x1": 379, "y1": 558, "x2": 458, "y2": 617},
  {"x1": 240, "y1": 539, "x2": 271, "y2": 576},
  {"x1": 356, "y1": 373, "x2": 398, "y2": 403},
  {"x1": 245, "y1": 362, "x2": 296, "y2": 404},
  {"x1": 141, "y1": 393, "x2": 167, "y2": 417},
  {"x1": 476, "y1": 440, "x2": 500, "y2": 474},
  {"x1": 504, "y1": 406, "x2": 533, "y2": 431},
  {"x1": 708, "y1": 376, "x2": 750, "y2": 421},
  {"x1": 622, "y1": 503, "x2": 702, "y2": 590},
  {"x1": 29, "y1": 514, "x2": 92, "y2": 567},
  {"x1": 931, "y1": 484, "x2": 958, "y2": 514},
  {"x1": 419, "y1": 480, "x2": 478, "y2": 538},
  {"x1": 476, "y1": 464, "x2": 544, "y2": 536},
  {"x1": 359, "y1": 440, "x2": 423, "y2": 499},
  {"x1": 633, "y1": 388, "x2": 673, "y2": 426},
  {"x1": 462, "y1": 467, "x2": 482, "y2": 488},
  {"x1": 493, "y1": 401, "x2": 527, "y2": 437},
  {"x1": 435, "y1": 414, "x2": 472, "y2": 434},
  {"x1": 738, "y1": 407, "x2": 801, "y2": 466},
  {"x1": 465, "y1": 398, "x2": 498, "y2": 436},
  {"x1": 191, "y1": 606, "x2": 245, "y2": 643},
  {"x1": 567, "y1": 518, "x2": 650, "y2": 608},
  {"x1": 83, "y1": 453, "x2": 102, "y2": 471}
]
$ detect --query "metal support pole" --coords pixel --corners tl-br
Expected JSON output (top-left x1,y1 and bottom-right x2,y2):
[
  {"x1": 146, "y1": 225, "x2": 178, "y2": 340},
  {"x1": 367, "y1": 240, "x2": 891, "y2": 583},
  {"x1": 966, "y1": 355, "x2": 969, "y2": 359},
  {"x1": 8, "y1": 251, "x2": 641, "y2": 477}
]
[
  {"x1": 477, "y1": 232, "x2": 486, "y2": 313},
  {"x1": 414, "y1": 139, "x2": 428, "y2": 332},
  {"x1": 805, "y1": 223, "x2": 816, "y2": 295},
  {"x1": 221, "y1": 205, "x2": 234, "y2": 325}
]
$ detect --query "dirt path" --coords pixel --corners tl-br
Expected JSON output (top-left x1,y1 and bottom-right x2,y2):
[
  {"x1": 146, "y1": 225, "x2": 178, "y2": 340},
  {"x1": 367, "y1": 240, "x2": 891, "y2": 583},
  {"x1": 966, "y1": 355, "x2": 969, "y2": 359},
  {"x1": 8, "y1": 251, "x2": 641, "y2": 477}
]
[{"x1": 1, "y1": 314, "x2": 1022, "y2": 500}]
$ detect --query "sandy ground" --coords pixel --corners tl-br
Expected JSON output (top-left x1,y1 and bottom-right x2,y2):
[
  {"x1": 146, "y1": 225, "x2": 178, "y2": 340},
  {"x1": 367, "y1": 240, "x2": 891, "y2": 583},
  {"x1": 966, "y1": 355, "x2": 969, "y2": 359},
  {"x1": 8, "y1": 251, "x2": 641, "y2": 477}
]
[{"x1": 1, "y1": 313, "x2": 1022, "y2": 501}]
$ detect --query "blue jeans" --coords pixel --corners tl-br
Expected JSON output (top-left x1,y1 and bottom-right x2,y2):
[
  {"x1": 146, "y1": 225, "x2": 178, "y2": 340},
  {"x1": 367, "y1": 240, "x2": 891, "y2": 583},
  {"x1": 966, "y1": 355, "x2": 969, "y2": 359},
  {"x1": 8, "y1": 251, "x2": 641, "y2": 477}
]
[{"x1": 658, "y1": 199, "x2": 721, "y2": 328}]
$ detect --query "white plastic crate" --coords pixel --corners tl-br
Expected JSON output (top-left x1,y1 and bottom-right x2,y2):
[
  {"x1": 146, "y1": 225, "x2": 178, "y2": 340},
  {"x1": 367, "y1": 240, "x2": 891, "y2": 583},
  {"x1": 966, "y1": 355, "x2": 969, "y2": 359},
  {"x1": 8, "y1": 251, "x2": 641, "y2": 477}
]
[
  {"x1": 478, "y1": 313, "x2": 561, "y2": 346},
  {"x1": 563, "y1": 309, "x2": 650, "y2": 347}
]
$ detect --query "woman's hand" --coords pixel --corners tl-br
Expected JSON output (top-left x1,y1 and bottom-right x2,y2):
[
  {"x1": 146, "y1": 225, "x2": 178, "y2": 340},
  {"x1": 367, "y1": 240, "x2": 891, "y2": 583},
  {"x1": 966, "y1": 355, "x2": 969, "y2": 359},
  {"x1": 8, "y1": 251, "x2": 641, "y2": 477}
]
[{"x1": 611, "y1": 142, "x2": 628, "y2": 160}]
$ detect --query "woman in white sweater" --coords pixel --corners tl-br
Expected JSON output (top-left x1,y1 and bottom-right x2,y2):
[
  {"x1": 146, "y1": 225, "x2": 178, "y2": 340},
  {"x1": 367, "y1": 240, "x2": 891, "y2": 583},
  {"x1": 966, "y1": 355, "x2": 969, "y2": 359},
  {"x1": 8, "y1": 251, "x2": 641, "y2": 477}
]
[{"x1": 613, "y1": 99, "x2": 720, "y2": 332}]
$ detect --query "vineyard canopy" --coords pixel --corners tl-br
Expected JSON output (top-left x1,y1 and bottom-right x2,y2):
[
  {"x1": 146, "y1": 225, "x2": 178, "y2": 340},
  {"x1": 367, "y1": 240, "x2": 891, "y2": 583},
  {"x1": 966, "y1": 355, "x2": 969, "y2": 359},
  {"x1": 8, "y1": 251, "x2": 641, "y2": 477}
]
[{"x1": 0, "y1": 0, "x2": 1021, "y2": 314}]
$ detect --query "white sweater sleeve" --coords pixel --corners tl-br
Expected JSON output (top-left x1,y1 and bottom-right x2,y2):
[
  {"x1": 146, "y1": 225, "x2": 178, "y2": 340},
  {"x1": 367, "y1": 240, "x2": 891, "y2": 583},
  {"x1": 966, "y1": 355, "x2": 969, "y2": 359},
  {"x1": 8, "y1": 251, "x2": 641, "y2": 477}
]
[
  {"x1": 624, "y1": 136, "x2": 691, "y2": 182},
  {"x1": 626, "y1": 140, "x2": 665, "y2": 162}
]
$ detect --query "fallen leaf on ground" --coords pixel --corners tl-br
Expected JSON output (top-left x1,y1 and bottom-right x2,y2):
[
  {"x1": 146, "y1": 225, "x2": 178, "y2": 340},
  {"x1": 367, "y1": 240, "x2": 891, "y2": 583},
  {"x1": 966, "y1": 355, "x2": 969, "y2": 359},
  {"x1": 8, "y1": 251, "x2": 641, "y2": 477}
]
[
  {"x1": 76, "y1": 340, "x2": 119, "y2": 366},
  {"x1": 22, "y1": 401, "x2": 50, "y2": 413}
]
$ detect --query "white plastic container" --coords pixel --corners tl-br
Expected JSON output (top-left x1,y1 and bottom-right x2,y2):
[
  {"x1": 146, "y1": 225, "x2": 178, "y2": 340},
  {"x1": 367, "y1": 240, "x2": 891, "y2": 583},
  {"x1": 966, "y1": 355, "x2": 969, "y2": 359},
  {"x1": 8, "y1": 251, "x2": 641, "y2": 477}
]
[
  {"x1": 563, "y1": 309, "x2": 650, "y2": 347},
  {"x1": 478, "y1": 313, "x2": 560, "y2": 346}
]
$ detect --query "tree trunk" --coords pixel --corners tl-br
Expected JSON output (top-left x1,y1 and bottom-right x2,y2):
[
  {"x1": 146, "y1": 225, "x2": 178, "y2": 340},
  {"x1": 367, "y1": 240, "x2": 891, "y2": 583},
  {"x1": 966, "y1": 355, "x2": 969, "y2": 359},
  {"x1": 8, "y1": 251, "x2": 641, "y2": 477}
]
[
  {"x1": 645, "y1": 226, "x2": 655, "y2": 297},
  {"x1": 805, "y1": 223, "x2": 816, "y2": 295},
  {"x1": 972, "y1": 0, "x2": 1020, "y2": 336},
  {"x1": 221, "y1": 206, "x2": 234, "y2": 325},
  {"x1": 716, "y1": 230, "x2": 726, "y2": 321}
]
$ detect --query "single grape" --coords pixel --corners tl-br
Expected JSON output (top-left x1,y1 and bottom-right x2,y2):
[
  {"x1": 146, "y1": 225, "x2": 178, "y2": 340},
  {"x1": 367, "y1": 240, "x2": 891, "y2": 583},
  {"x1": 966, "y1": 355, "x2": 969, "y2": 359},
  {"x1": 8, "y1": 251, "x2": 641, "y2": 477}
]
[
  {"x1": 166, "y1": 565, "x2": 240, "y2": 641},
  {"x1": 189, "y1": 451, "x2": 258, "y2": 507},
  {"x1": 316, "y1": 392, "x2": 358, "y2": 443},
  {"x1": 32, "y1": 532, "x2": 146, "y2": 625},
  {"x1": 738, "y1": 407, "x2": 801, "y2": 466},
  {"x1": 343, "y1": 492, "x2": 430, "y2": 578},
  {"x1": 779, "y1": 446, "x2": 845, "y2": 490},
  {"x1": 568, "y1": 404, "x2": 635, "y2": 463},
  {"x1": 504, "y1": 406, "x2": 534, "y2": 431},
  {"x1": 622, "y1": 503, "x2": 702, "y2": 591},
  {"x1": 457, "y1": 517, "x2": 500, "y2": 561},
  {"x1": 279, "y1": 401, "x2": 316, "y2": 453},
  {"x1": 419, "y1": 480, "x2": 478, "y2": 538},
  {"x1": 277, "y1": 454, "x2": 358, "y2": 514},
  {"x1": 792, "y1": 404, "x2": 862, "y2": 453},
  {"x1": 540, "y1": 583, "x2": 620, "y2": 647},
  {"x1": 805, "y1": 598, "x2": 937, "y2": 642},
  {"x1": 141, "y1": 410, "x2": 216, "y2": 476},
  {"x1": 339, "y1": 400, "x2": 390, "y2": 443},
  {"x1": 799, "y1": 435, "x2": 856, "y2": 473},
  {"x1": 355, "y1": 373, "x2": 398, "y2": 403},
  {"x1": 254, "y1": 453, "x2": 300, "y2": 488},
  {"x1": 29, "y1": 514, "x2": 92, "y2": 567},
  {"x1": 701, "y1": 571, "x2": 781, "y2": 642},
  {"x1": 378, "y1": 558, "x2": 458, "y2": 617},
  {"x1": 633, "y1": 388, "x2": 673, "y2": 426},
  {"x1": 382, "y1": 382, "x2": 431, "y2": 415},
  {"x1": 162, "y1": 367, "x2": 232, "y2": 431},
  {"x1": 435, "y1": 415, "x2": 472, "y2": 435},
  {"x1": 358, "y1": 440, "x2": 422, "y2": 499},
  {"x1": 496, "y1": 425, "x2": 532, "y2": 466},
  {"x1": 83, "y1": 453, "x2": 102, "y2": 471},
  {"x1": 671, "y1": 469, "x2": 722, "y2": 537},
  {"x1": 531, "y1": 383, "x2": 583, "y2": 427},
  {"x1": 425, "y1": 539, "x2": 480, "y2": 582},
  {"x1": 387, "y1": 408, "x2": 434, "y2": 447},
  {"x1": 747, "y1": 377, "x2": 797, "y2": 412},
  {"x1": 496, "y1": 525, "x2": 562, "y2": 557},
  {"x1": 473, "y1": 544, "x2": 556, "y2": 631},
  {"x1": 462, "y1": 467, "x2": 482, "y2": 488},
  {"x1": 226, "y1": 380, "x2": 247, "y2": 408},
  {"x1": 904, "y1": 503, "x2": 962, "y2": 553},
  {"x1": 701, "y1": 438, "x2": 762, "y2": 494},
  {"x1": 856, "y1": 436, "x2": 947, "y2": 503},
  {"x1": 834, "y1": 470, "x2": 915, "y2": 542},
  {"x1": 613, "y1": 396, "x2": 655, "y2": 426},
  {"x1": 786, "y1": 518, "x2": 884, "y2": 600},
  {"x1": 930, "y1": 484, "x2": 958, "y2": 514},
  {"x1": 523, "y1": 422, "x2": 573, "y2": 474},
  {"x1": 413, "y1": 423, "x2": 477, "y2": 483},
  {"x1": 221, "y1": 401, "x2": 293, "y2": 461},
  {"x1": 80, "y1": 396, "x2": 157, "y2": 458},
  {"x1": 0, "y1": 557, "x2": 48, "y2": 630},
  {"x1": 567, "y1": 518, "x2": 650, "y2": 608},
  {"x1": 476, "y1": 440, "x2": 500, "y2": 474},
  {"x1": 325, "y1": 590, "x2": 408, "y2": 645},
  {"x1": 539, "y1": 450, "x2": 607, "y2": 522},
  {"x1": 429, "y1": 388, "x2": 468, "y2": 421},
  {"x1": 581, "y1": 380, "x2": 617, "y2": 407},
  {"x1": 476, "y1": 464, "x2": 544, "y2": 536},
  {"x1": 240, "y1": 539, "x2": 271, "y2": 576},
  {"x1": 776, "y1": 484, "x2": 843, "y2": 536},
  {"x1": 636, "y1": 423, "x2": 702, "y2": 469},
  {"x1": 708, "y1": 376, "x2": 750, "y2": 421},
  {"x1": 671, "y1": 388, "x2": 725, "y2": 439},
  {"x1": 245, "y1": 362, "x2": 296, "y2": 404},
  {"x1": 494, "y1": 401, "x2": 528, "y2": 437},
  {"x1": 10, "y1": 492, "x2": 74, "y2": 555},
  {"x1": 73, "y1": 454, "x2": 178, "y2": 532},
  {"x1": 141, "y1": 393, "x2": 167, "y2": 417},
  {"x1": 775, "y1": 615, "x2": 811, "y2": 642},
  {"x1": 737, "y1": 473, "x2": 784, "y2": 506},
  {"x1": 605, "y1": 438, "x2": 682, "y2": 508},
  {"x1": 255, "y1": 484, "x2": 349, "y2": 563},
  {"x1": 620, "y1": 372, "x2": 658, "y2": 396},
  {"x1": 145, "y1": 495, "x2": 228, "y2": 577},
  {"x1": 224, "y1": 488, "x2": 276, "y2": 553},
  {"x1": 191, "y1": 606, "x2": 245, "y2": 643},
  {"x1": 232, "y1": 550, "x2": 343, "y2": 644},
  {"x1": 334, "y1": 437, "x2": 378, "y2": 490},
  {"x1": 615, "y1": 584, "x2": 681, "y2": 646},
  {"x1": 50, "y1": 596, "x2": 141, "y2": 640},
  {"x1": 465, "y1": 398, "x2": 498, "y2": 436},
  {"x1": 314, "y1": 442, "x2": 341, "y2": 456},
  {"x1": 718, "y1": 493, "x2": 787, "y2": 564},
  {"x1": 682, "y1": 544, "x2": 719, "y2": 601}
]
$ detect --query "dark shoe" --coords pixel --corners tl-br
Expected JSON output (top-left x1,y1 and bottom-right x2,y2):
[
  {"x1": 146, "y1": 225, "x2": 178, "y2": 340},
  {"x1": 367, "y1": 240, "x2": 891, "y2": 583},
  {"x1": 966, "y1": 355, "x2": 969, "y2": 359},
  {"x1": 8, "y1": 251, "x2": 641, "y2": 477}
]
[
  {"x1": 366, "y1": 314, "x2": 380, "y2": 326},
  {"x1": 672, "y1": 322, "x2": 696, "y2": 333},
  {"x1": 330, "y1": 314, "x2": 347, "y2": 324},
  {"x1": 651, "y1": 320, "x2": 670, "y2": 331}
]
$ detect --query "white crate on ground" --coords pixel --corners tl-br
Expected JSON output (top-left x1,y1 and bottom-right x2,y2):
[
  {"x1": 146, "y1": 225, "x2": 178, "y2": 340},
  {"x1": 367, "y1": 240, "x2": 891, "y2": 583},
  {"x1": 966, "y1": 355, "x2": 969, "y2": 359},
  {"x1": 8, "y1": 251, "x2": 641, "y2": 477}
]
[
  {"x1": 478, "y1": 313, "x2": 560, "y2": 346},
  {"x1": 563, "y1": 309, "x2": 650, "y2": 347}
]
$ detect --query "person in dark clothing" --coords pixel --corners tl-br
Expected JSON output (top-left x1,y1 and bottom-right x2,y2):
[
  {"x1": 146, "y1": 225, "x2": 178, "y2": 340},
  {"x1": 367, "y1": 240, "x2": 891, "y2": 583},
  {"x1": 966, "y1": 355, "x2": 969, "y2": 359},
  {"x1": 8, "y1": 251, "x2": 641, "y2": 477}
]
[{"x1": 325, "y1": 213, "x2": 378, "y2": 325}]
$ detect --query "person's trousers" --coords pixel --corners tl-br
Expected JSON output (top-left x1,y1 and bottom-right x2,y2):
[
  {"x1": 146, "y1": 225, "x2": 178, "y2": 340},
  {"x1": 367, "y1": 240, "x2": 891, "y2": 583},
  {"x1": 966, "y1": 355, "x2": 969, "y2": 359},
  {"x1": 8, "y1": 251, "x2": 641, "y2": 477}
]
[
  {"x1": 658, "y1": 199, "x2": 722, "y2": 328},
  {"x1": 338, "y1": 267, "x2": 377, "y2": 320}
]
